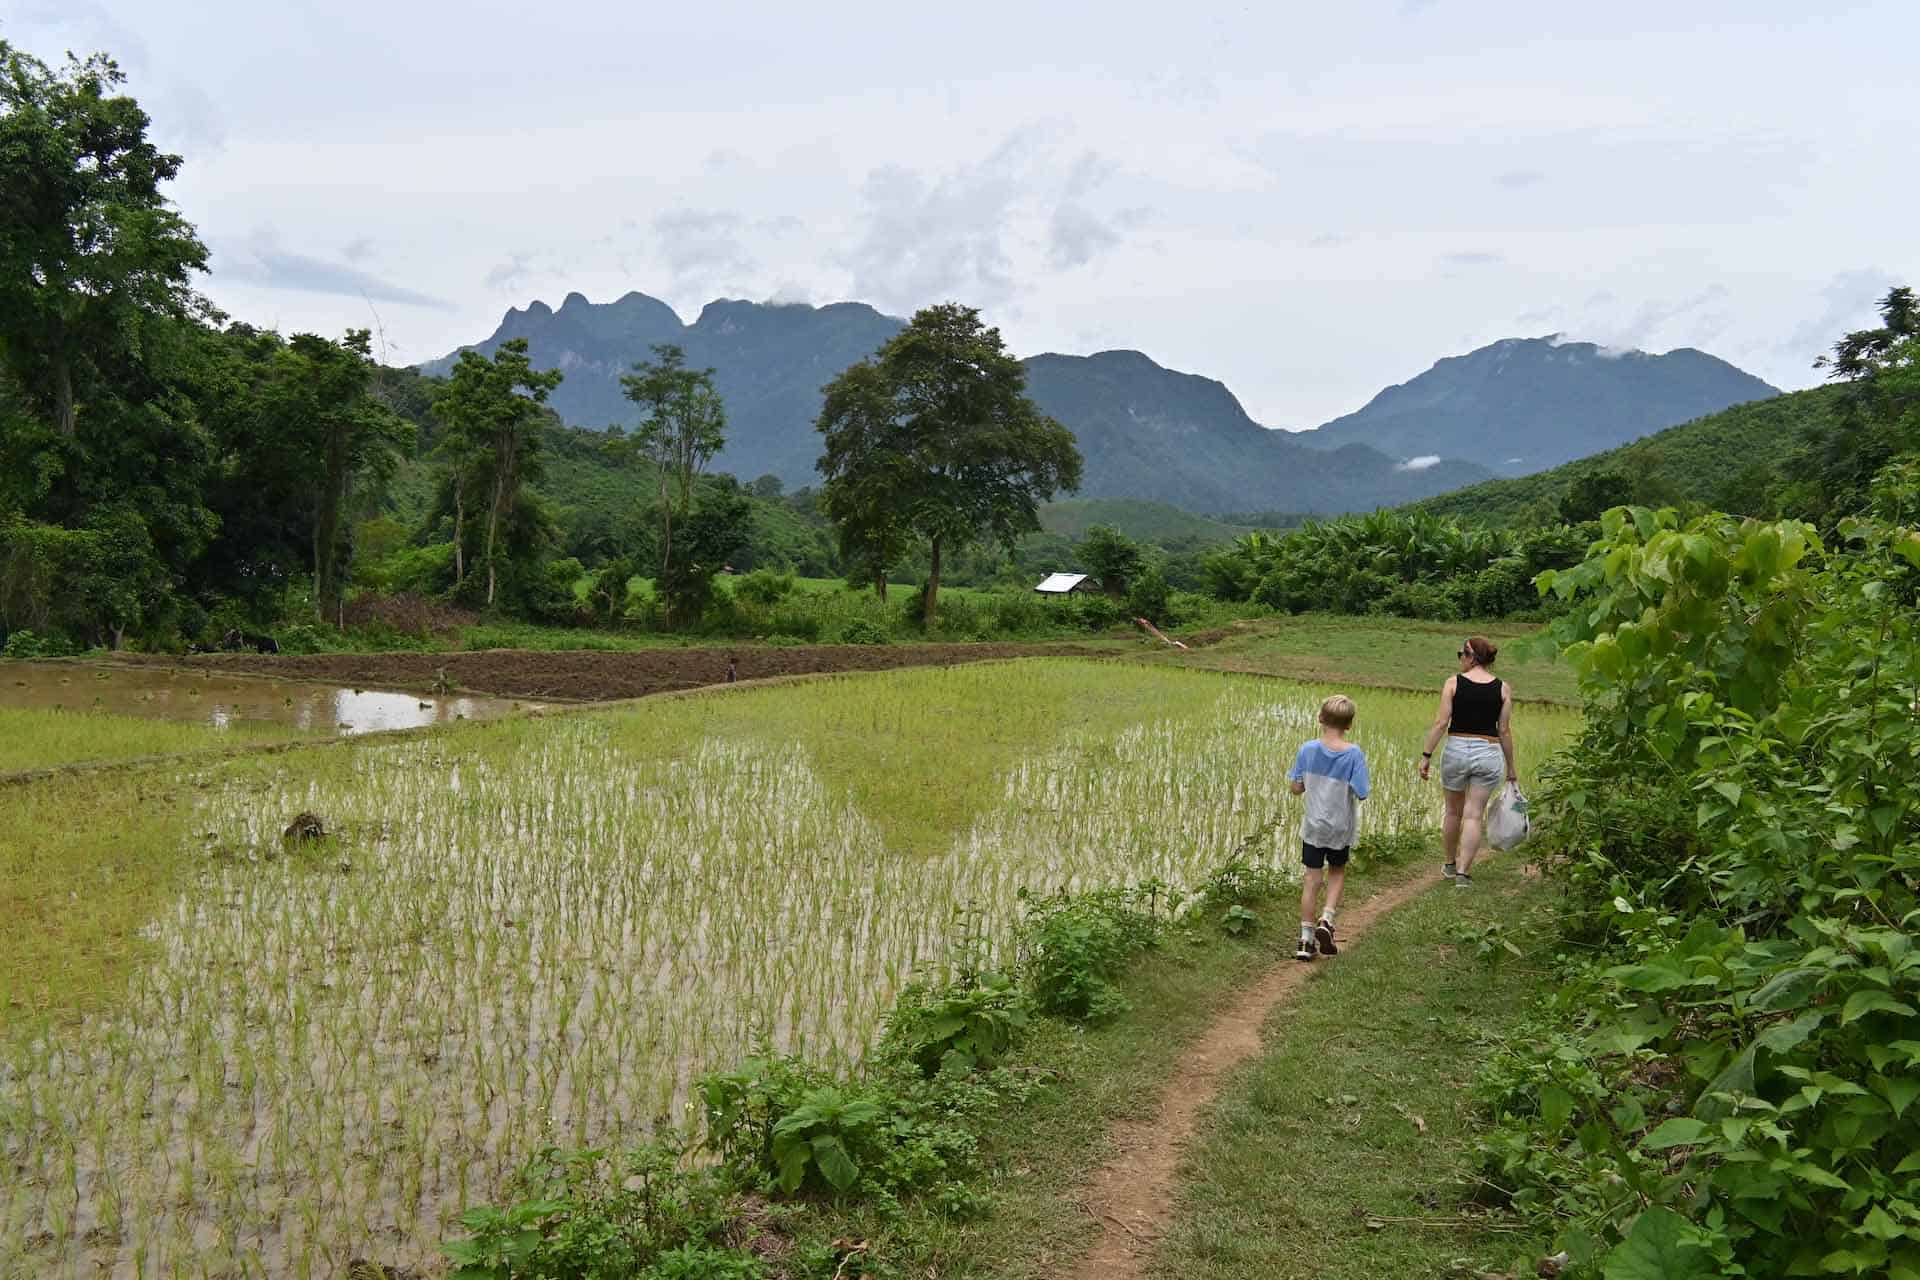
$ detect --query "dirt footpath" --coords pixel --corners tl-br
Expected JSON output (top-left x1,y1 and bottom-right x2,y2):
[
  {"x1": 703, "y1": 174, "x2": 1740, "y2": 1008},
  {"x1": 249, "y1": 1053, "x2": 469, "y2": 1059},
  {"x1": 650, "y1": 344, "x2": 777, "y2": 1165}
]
[
  {"x1": 1067, "y1": 869, "x2": 1444, "y2": 1279},
  {"x1": 106, "y1": 642, "x2": 1108, "y2": 703}
]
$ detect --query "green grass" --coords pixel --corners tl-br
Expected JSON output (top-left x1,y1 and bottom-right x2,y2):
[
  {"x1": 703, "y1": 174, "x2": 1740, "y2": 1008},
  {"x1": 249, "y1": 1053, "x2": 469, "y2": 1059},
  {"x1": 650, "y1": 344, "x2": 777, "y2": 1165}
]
[
  {"x1": 0, "y1": 705, "x2": 304, "y2": 774},
  {"x1": 1155, "y1": 614, "x2": 1579, "y2": 705},
  {"x1": 1, "y1": 767, "x2": 200, "y2": 1027},
  {"x1": 786, "y1": 850, "x2": 1442, "y2": 1277},
  {"x1": 1038, "y1": 496, "x2": 1255, "y2": 543},
  {"x1": 1147, "y1": 857, "x2": 1555, "y2": 1279}
]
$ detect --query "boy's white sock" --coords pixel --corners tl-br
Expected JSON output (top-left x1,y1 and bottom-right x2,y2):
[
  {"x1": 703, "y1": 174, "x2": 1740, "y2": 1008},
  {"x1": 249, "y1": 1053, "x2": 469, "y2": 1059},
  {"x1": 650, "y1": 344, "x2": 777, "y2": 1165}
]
[
  {"x1": 1299, "y1": 921, "x2": 1314, "y2": 939},
  {"x1": 1320, "y1": 908, "x2": 1337, "y2": 926}
]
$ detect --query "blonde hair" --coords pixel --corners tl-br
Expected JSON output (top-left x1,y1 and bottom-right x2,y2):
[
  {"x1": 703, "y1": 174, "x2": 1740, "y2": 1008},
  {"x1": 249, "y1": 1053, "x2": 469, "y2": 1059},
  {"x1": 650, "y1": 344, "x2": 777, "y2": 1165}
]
[{"x1": 1319, "y1": 694, "x2": 1356, "y2": 730}]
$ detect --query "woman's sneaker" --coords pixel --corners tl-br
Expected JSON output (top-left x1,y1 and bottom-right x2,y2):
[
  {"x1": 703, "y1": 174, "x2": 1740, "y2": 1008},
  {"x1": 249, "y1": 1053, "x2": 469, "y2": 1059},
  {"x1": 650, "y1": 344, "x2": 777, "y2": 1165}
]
[
  {"x1": 1454, "y1": 872, "x2": 1474, "y2": 889},
  {"x1": 1314, "y1": 919, "x2": 1338, "y2": 956},
  {"x1": 1442, "y1": 862, "x2": 1457, "y2": 880}
]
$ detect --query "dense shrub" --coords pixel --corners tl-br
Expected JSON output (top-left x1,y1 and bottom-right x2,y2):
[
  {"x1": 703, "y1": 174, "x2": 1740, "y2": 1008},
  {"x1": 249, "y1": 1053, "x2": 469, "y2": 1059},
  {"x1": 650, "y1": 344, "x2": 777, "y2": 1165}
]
[
  {"x1": 1203, "y1": 510, "x2": 1592, "y2": 622},
  {"x1": 1473, "y1": 493, "x2": 1920, "y2": 1277}
]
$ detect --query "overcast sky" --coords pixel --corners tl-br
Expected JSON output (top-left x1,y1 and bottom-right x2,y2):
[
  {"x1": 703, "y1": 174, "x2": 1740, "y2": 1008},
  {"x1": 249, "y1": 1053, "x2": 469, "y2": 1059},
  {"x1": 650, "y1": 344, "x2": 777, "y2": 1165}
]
[{"x1": 15, "y1": 1, "x2": 1917, "y2": 426}]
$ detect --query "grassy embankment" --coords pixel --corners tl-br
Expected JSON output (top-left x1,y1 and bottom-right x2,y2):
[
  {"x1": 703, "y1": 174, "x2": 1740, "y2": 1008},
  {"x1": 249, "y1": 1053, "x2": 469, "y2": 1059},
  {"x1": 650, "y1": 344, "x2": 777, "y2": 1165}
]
[
  {"x1": 1146, "y1": 856, "x2": 1555, "y2": 1279},
  {"x1": 1147, "y1": 613, "x2": 1579, "y2": 705},
  {"x1": 0, "y1": 706, "x2": 303, "y2": 774}
]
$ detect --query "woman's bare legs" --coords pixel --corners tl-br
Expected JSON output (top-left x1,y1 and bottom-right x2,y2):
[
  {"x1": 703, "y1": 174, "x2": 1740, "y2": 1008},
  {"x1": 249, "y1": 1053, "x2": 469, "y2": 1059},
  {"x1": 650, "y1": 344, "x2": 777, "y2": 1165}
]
[
  {"x1": 1456, "y1": 782, "x2": 1495, "y2": 875},
  {"x1": 1441, "y1": 786, "x2": 1467, "y2": 869}
]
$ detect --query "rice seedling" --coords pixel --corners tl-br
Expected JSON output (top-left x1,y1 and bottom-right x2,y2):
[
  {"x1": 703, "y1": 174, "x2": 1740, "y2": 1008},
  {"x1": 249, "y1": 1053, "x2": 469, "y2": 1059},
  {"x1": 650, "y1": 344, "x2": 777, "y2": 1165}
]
[{"x1": 0, "y1": 659, "x2": 1575, "y2": 1275}]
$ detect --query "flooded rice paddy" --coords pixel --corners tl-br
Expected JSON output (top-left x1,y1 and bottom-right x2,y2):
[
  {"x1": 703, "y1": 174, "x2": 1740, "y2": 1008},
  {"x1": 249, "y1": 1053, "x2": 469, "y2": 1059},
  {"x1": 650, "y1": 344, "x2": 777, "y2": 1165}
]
[
  {"x1": 1, "y1": 669, "x2": 1455, "y2": 1277},
  {"x1": 0, "y1": 661, "x2": 522, "y2": 737}
]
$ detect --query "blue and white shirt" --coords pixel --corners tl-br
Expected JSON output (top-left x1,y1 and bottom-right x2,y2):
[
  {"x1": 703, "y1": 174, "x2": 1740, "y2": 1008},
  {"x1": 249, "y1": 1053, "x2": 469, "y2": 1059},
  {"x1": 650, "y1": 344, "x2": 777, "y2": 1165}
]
[{"x1": 1288, "y1": 740, "x2": 1371, "y2": 850}]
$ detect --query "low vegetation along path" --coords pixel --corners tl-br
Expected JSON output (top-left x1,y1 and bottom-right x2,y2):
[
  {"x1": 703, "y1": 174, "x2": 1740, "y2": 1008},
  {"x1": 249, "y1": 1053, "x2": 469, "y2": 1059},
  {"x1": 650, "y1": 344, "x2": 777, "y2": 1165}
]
[{"x1": 1064, "y1": 867, "x2": 1444, "y2": 1278}]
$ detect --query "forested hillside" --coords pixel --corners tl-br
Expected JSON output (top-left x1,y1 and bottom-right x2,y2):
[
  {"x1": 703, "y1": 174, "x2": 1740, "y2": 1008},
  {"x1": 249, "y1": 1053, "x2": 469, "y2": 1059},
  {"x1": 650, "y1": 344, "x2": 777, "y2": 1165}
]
[{"x1": 1412, "y1": 384, "x2": 1847, "y2": 524}]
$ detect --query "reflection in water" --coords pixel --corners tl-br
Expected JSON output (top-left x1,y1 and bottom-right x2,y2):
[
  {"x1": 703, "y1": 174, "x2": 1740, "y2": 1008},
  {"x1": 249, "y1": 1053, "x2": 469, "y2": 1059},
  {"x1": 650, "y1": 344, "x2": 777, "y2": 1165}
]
[{"x1": 0, "y1": 661, "x2": 523, "y2": 735}]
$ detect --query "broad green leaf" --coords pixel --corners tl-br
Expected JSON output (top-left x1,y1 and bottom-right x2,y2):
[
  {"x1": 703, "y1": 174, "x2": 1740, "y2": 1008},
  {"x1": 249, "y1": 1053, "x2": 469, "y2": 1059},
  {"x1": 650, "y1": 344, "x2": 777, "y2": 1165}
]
[
  {"x1": 1757, "y1": 1010, "x2": 1826, "y2": 1055},
  {"x1": 1844, "y1": 990, "x2": 1917, "y2": 1025},
  {"x1": 1541, "y1": 1085, "x2": 1573, "y2": 1132},
  {"x1": 1642, "y1": 1117, "x2": 1709, "y2": 1149},
  {"x1": 811, "y1": 1133, "x2": 859, "y2": 1191},
  {"x1": 1609, "y1": 961, "x2": 1690, "y2": 993},
  {"x1": 1876, "y1": 1075, "x2": 1920, "y2": 1118},
  {"x1": 777, "y1": 1142, "x2": 810, "y2": 1192},
  {"x1": 1697, "y1": 1042, "x2": 1758, "y2": 1122},
  {"x1": 1602, "y1": 1207, "x2": 1714, "y2": 1280}
]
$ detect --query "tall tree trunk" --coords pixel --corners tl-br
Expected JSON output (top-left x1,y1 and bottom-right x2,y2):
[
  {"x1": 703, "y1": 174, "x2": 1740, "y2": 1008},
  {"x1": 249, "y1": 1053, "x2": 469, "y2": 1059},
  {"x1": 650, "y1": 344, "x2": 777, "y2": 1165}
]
[
  {"x1": 314, "y1": 435, "x2": 347, "y2": 618},
  {"x1": 452, "y1": 481, "x2": 466, "y2": 586},
  {"x1": 483, "y1": 475, "x2": 504, "y2": 606},
  {"x1": 53, "y1": 352, "x2": 76, "y2": 438},
  {"x1": 922, "y1": 536, "x2": 942, "y2": 630},
  {"x1": 657, "y1": 470, "x2": 674, "y2": 578}
]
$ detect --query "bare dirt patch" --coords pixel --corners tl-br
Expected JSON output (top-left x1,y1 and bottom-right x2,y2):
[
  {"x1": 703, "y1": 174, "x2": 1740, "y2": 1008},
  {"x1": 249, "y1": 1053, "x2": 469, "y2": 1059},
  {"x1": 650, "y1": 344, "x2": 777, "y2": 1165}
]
[
  {"x1": 1066, "y1": 869, "x2": 1443, "y2": 1279},
  {"x1": 106, "y1": 642, "x2": 1106, "y2": 703}
]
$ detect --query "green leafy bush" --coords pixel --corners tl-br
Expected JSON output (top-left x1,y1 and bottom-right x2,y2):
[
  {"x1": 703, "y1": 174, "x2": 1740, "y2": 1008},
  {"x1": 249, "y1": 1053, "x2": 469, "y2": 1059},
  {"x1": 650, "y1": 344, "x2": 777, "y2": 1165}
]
[
  {"x1": 1017, "y1": 883, "x2": 1170, "y2": 1023},
  {"x1": 881, "y1": 971, "x2": 1028, "y2": 1078},
  {"x1": 831, "y1": 618, "x2": 890, "y2": 645},
  {"x1": 442, "y1": 1137, "x2": 747, "y2": 1279},
  {"x1": 1475, "y1": 488, "x2": 1920, "y2": 1277}
]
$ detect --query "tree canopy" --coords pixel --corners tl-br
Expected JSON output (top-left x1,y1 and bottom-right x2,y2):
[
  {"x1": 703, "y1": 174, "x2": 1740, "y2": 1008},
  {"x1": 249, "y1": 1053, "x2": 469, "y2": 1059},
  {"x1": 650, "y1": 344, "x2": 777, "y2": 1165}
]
[{"x1": 815, "y1": 304, "x2": 1082, "y2": 626}]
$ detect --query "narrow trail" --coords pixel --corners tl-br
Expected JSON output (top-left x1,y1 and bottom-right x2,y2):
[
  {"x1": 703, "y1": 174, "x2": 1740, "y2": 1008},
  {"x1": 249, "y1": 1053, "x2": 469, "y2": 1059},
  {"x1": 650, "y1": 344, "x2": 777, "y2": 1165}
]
[{"x1": 1063, "y1": 867, "x2": 1444, "y2": 1279}]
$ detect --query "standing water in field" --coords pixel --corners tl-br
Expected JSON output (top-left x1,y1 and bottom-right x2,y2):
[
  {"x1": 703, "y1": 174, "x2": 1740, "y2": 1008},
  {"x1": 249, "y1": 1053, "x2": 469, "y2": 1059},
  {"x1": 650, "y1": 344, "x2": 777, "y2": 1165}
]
[
  {"x1": 0, "y1": 672, "x2": 1450, "y2": 1277},
  {"x1": 0, "y1": 660, "x2": 519, "y2": 735}
]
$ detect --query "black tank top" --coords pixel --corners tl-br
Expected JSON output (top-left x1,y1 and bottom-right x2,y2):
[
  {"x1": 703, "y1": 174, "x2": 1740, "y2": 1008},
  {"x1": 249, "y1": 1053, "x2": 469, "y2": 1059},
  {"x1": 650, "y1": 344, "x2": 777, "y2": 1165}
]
[{"x1": 1449, "y1": 676, "x2": 1503, "y2": 736}]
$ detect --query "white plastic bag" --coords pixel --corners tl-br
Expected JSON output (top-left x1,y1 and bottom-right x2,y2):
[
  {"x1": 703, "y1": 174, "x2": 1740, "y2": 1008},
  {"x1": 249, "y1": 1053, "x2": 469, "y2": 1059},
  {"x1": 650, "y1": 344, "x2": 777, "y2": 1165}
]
[{"x1": 1487, "y1": 782, "x2": 1531, "y2": 851}]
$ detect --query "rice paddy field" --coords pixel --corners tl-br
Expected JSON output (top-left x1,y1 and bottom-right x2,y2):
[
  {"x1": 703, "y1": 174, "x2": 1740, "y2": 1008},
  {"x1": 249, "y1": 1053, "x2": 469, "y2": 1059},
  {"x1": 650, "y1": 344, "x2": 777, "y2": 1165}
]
[{"x1": 0, "y1": 657, "x2": 1577, "y2": 1277}]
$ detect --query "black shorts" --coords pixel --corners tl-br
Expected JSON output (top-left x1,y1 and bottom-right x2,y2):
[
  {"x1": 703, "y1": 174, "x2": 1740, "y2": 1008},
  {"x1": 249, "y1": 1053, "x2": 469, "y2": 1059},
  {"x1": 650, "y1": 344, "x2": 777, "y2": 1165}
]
[{"x1": 1302, "y1": 842, "x2": 1350, "y2": 870}]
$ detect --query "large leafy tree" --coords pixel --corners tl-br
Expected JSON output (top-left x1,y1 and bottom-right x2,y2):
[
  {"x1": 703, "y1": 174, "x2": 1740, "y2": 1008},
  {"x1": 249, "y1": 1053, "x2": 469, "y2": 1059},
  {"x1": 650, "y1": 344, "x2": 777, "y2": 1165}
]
[
  {"x1": 430, "y1": 338, "x2": 562, "y2": 605},
  {"x1": 1795, "y1": 286, "x2": 1920, "y2": 525},
  {"x1": 263, "y1": 331, "x2": 413, "y2": 618},
  {"x1": 619, "y1": 343, "x2": 726, "y2": 578},
  {"x1": 816, "y1": 304, "x2": 1082, "y2": 627},
  {"x1": 0, "y1": 44, "x2": 208, "y2": 440},
  {"x1": 1076, "y1": 524, "x2": 1145, "y2": 597}
]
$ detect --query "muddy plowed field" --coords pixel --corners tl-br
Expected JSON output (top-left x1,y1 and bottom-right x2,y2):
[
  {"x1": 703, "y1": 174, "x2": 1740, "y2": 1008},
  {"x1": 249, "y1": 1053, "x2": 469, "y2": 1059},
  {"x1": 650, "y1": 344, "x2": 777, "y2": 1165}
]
[{"x1": 107, "y1": 642, "x2": 1109, "y2": 702}]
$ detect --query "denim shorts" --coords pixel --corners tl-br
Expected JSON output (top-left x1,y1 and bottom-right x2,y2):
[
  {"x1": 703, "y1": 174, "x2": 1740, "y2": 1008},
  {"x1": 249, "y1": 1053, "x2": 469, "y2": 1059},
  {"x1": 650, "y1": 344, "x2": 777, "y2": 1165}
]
[{"x1": 1440, "y1": 737, "x2": 1505, "y2": 792}]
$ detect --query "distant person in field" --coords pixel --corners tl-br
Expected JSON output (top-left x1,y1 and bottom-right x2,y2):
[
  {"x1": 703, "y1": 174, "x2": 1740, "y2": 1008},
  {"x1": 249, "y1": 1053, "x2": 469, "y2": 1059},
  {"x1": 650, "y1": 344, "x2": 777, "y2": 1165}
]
[
  {"x1": 1418, "y1": 635, "x2": 1517, "y2": 889},
  {"x1": 726, "y1": 656, "x2": 738, "y2": 684},
  {"x1": 1288, "y1": 694, "x2": 1370, "y2": 961}
]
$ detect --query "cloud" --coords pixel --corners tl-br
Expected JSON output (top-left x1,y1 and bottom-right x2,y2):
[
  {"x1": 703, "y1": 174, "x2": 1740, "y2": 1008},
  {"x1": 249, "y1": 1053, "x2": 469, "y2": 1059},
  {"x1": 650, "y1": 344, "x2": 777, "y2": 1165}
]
[
  {"x1": 653, "y1": 208, "x2": 759, "y2": 285},
  {"x1": 1308, "y1": 233, "x2": 1349, "y2": 249},
  {"x1": 1396, "y1": 454, "x2": 1443, "y2": 471},
  {"x1": 1494, "y1": 169, "x2": 1546, "y2": 189},
  {"x1": 1441, "y1": 251, "x2": 1503, "y2": 267},
  {"x1": 341, "y1": 237, "x2": 376, "y2": 264},
  {"x1": 1779, "y1": 268, "x2": 1902, "y2": 370},
  {"x1": 220, "y1": 234, "x2": 452, "y2": 308},
  {"x1": 1048, "y1": 203, "x2": 1121, "y2": 271},
  {"x1": 841, "y1": 135, "x2": 1034, "y2": 312},
  {"x1": 483, "y1": 252, "x2": 536, "y2": 291}
]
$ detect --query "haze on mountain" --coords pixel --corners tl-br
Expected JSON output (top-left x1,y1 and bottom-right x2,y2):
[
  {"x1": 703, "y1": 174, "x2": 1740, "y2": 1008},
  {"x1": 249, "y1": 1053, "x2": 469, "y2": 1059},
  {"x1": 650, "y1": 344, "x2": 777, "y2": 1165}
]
[
  {"x1": 429, "y1": 291, "x2": 1784, "y2": 514},
  {"x1": 1294, "y1": 335, "x2": 1779, "y2": 474}
]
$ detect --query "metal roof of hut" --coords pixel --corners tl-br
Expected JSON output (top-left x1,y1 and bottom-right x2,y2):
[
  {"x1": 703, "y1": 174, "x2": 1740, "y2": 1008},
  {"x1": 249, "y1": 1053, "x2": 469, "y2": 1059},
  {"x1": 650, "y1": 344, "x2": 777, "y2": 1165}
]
[{"x1": 1034, "y1": 572, "x2": 1097, "y2": 595}]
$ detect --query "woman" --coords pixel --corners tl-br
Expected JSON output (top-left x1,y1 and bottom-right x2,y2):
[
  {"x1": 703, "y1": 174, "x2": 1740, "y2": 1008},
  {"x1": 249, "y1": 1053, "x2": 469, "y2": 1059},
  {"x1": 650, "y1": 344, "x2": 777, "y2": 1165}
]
[{"x1": 1417, "y1": 635, "x2": 1516, "y2": 889}]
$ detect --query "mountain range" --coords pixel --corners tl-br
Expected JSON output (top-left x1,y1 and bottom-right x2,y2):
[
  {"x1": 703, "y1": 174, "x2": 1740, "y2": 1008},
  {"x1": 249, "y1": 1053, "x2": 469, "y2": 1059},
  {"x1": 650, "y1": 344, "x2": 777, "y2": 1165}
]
[
  {"x1": 425, "y1": 292, "x2": 1777, "y2": 514},
  {"x1": 1293, "y1": 335, "x2": 1779, "y2": 475}
]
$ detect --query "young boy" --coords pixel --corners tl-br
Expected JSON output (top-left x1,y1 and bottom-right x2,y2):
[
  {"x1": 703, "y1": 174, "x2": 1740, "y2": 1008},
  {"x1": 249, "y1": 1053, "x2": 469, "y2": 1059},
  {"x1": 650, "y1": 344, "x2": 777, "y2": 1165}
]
[{"x1": 1288, "y1": 694, "x2": 1370, "y2": 961}]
